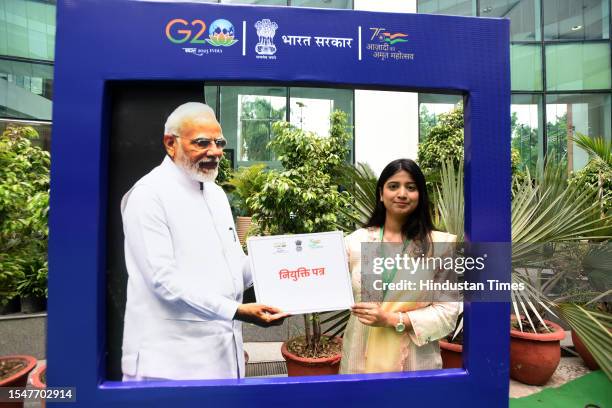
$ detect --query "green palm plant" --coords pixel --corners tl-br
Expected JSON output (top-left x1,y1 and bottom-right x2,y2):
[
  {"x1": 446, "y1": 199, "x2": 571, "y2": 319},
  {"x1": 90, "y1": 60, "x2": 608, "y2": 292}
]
[
  {"x1": 337, "y1": 157, "x2": 612, "y2": 377},
  {"x1": 435, "y1": 158, "x2": 464, "y2": 242},
  {"x1": 465, "y1": 159, "x2": 611, "y2": 377},
  {"x1": 335, "y1": 161, "x2": 377, "y2": 230},
  {"x1": 572, "y1": 134, "x2": 612, "y2": 217},
  {"x1": 573, "y1": 134, "x2": 612, "y2": 169}
]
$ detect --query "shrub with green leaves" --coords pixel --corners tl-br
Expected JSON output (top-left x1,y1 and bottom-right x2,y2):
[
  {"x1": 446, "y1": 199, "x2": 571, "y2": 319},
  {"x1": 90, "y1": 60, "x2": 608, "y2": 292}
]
[
  {"x1": 248, "y1": 110, "x2": 351, "y2": 356},
  {"x1": 249, "y1": 110, "x2": 351, "y2": 235},
  {"x1": 0, "y1": 126, "x2": 50, "y2": 303}
]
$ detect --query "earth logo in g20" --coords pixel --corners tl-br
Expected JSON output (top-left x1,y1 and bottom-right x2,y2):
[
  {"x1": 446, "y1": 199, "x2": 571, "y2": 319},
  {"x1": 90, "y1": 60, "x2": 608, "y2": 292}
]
[{"x1": 206, "y1": 19, "x2": 239, "y2": 46}]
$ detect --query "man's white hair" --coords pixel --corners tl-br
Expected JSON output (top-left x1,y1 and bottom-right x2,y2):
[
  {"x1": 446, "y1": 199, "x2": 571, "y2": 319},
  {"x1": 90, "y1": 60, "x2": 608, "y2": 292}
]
[{"x1": 164, "y1": 102, "x2": 217, "y2": 136}]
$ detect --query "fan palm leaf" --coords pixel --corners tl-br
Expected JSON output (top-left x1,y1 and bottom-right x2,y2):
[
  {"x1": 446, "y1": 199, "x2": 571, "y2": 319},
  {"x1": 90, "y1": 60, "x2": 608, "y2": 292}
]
[
  {"x1": 573, "y1": 134, "x2": 612, "y2": 170},
  {"x1": 556, "y1": 303, "x2": 612, "y2": 379}
]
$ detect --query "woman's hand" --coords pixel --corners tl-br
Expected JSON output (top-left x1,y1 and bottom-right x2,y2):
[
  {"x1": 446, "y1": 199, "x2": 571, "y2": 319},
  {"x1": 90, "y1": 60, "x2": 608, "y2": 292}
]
[{"x1": 351, "y1": 302, "x2": 394, "y2": 328}]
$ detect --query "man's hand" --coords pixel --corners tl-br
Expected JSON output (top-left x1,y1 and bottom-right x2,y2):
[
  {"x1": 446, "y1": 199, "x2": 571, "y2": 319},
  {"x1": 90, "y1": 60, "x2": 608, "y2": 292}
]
[{"x1": 235, "y1": 304, "x2": 290, "y2": 327}]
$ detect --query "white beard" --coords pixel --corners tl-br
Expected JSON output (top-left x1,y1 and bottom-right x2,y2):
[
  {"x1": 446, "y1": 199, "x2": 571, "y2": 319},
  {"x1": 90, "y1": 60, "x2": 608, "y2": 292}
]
[{"x1": 175, "y1": 148, "x2": 219, "y2": 183}]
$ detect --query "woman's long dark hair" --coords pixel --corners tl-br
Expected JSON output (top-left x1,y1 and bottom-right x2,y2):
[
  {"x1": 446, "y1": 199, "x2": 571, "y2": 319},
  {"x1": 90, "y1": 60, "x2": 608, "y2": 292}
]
[{"x1": 365, "y1": 159, "x2": 434, "y2": 250}]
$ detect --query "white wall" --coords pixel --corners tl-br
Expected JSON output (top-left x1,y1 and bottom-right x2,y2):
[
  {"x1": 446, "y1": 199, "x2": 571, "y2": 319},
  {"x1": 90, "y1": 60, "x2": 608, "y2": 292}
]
[{"x1": 353, "y1": 0, "x2": 419, "y2": 176}]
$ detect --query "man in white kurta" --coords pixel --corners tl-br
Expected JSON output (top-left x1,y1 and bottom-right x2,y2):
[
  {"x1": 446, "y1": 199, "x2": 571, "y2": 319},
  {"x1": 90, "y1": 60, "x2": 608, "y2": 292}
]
[{"x1": 121, "y1": 102, "x2": 286, "y2": 381}]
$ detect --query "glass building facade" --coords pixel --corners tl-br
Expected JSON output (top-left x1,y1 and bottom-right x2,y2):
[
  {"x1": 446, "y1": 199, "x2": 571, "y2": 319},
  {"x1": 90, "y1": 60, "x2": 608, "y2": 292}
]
[
  {"x1": 2, "y1": 0, "x2": 610, "y2": 173},
  {"x1": 0, "y1": 0, "x2": 55, "y2": 148},
  {"x1": 418, "y1": 0, "x2": 612, "y2": 174}
]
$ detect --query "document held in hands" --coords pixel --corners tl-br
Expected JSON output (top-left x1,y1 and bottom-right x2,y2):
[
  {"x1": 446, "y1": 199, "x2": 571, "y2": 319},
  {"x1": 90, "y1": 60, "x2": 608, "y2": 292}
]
[{"x1": 247, "y1": 231, "x2": 354, "y2": 315}]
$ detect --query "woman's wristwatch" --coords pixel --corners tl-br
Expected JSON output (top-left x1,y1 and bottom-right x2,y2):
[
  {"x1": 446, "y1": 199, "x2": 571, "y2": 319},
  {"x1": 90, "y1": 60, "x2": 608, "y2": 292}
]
[{"x1": 395, "y1": 312, "x2": 406, "y2": 333}]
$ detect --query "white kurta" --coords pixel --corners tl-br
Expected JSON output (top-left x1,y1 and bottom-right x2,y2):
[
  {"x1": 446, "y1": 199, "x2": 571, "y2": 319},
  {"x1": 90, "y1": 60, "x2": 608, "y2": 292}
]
[{"x1": 121, "y1": 156, "x2": 252, "y2": 380}]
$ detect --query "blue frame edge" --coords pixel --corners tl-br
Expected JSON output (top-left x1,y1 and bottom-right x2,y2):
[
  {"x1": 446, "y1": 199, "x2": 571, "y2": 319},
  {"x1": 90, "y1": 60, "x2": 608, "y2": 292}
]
[{"x1": 49, "y1": 1, "x2": 511, "y2": 407}]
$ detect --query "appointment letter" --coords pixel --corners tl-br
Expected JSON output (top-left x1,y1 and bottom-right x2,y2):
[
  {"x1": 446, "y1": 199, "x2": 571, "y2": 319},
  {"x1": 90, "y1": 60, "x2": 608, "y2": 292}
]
[{"x1": 247, "y1": 231, "x2": 353, "y2": 314}]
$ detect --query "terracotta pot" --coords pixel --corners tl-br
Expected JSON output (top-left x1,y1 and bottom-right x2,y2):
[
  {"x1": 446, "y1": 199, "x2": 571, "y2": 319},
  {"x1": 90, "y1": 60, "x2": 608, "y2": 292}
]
[
  {"x1": 439, "y1": 339, "x2": 463, "y2": 369},
  {"x1": 281, "y1": 337, "x2": 342, "y2": 377},
  {"x1": 30, "y1": 364, "x2": 46, "y2": 408},
  {"x1": 235, "y1": 216, "x2": 253, "y2": 245},
  {"x1": 571, "y1": 330, "x2": 599, "y2": 370},
  {"x1": 0, "y1": 355, "x2": 37, "y2": 408},
  {"x1": 510, "y1": 319, "x2": 565, "y2": 385}
]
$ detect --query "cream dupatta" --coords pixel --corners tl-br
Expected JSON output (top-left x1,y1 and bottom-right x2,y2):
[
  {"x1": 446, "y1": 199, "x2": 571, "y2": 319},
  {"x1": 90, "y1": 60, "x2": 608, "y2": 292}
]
[{"x1": 364, "y1": 228, "x2": 431, "y2": 373}]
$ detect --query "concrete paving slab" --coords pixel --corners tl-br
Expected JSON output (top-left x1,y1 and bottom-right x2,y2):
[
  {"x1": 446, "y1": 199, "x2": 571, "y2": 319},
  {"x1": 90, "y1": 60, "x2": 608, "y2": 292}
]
[
  {"x1": 509, "y1": 357, "x2": 592, "y2": 398},
  {"x1": 244, "y1": 342, "x2": 284, "y2": 362}
]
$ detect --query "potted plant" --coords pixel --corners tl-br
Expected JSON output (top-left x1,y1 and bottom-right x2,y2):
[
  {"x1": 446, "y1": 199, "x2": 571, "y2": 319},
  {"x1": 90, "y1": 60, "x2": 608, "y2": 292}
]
[
  {"x1": 0, "y1": 125, "x2": 50, "y2": 314},
  {"x1": 249, "y1": 110, "x2": 351, "y2": 376},
  {"x1": 224, "y1": 163, "x2": 268, "y2": 244},
  {"x1": 31, "y1": 363, "x2": 47, "y2": 407},
  {"x1": 509, "y1": 316, "x2": 566, "y2": 385},
  {"x1": 0, "y1": 355, "x2": 37, "y2": 408}
]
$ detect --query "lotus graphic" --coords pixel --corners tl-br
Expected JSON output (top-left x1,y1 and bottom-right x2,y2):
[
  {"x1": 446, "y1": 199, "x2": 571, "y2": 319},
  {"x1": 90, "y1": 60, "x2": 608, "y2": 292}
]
[{"x1": 206, "y1": 19, "x2": 238, "y2": 47}]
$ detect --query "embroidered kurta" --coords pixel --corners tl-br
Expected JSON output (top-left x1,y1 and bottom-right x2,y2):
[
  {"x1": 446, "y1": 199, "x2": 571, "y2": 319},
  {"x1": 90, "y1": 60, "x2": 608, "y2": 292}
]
[
  {"x1": 339, "y1": 228, "x2": 461, "y2": 374},
  {"x1": 121, "y1": 156, "x2": 252, "y2": 380}
]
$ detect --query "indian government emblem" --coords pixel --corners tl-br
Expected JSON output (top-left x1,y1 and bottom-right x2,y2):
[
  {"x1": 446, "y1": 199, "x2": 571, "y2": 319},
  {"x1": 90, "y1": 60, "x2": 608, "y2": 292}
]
[{"x1": 255, "y1": 19, "x2": 278, "y2": 56}]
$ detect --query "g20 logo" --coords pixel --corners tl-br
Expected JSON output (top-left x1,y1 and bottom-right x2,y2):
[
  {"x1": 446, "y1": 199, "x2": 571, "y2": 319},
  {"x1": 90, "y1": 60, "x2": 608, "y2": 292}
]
[
  {"x1": 165, "y1": 18, "x2": 238, "y2": 46},
  {"x1": 165, "y1": 19, "x2": 207, "y2": 44}
]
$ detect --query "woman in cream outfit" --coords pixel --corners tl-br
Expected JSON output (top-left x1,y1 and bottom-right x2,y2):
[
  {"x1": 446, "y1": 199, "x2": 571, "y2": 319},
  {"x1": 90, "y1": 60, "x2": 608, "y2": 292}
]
[{"x1": 340, "y1": 159, "x2": 461, "y2": 374}]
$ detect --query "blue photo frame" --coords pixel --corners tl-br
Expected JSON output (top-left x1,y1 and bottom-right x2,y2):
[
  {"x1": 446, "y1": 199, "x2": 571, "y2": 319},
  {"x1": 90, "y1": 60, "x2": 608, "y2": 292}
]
[{"x1": 49, "y1": 1, "x2": 511, "y2": 407}]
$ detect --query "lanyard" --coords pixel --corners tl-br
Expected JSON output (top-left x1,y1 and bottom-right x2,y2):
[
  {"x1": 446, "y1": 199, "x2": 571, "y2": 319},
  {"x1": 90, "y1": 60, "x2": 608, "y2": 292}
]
[{"x1": 379, "y1": 227, "x2": 410, "y2": 299}]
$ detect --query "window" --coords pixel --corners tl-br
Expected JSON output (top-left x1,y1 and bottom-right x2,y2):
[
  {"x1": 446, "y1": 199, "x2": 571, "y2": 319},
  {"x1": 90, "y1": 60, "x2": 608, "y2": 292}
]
[
  {"x1": 418, "y1": 93, "x2": 463, "y2": 142},
  {"x1": 480, "y1": 0, "x2": 541, "y2": 41},
  {"x1": 418, "y1": 0, "x2": 475, "y2": 16},
  {"x1": 511, "y1": 94, "x2": 543, "y2": 173},
  {"x1": 0, "y1": 58, "x2": 53, "y2": 120},
  {"x1": 0, "y1": 0, "x2": 56, "y2": 61},
  {"x1": 216, "y1": 85, "x2": 354, "y2": 167},
  {"x1": 219, "y1": 86, "x2": 287, "y2": 163},
  {"x1": 511, "y1": 44, "x2": 543, "y2": 91},
  {"x1": 237, "y1": 92, "x2": 286, "y2": 162},
  {"x1": 543, "y1": 0, "x2": 610, "y2": 40},
  {"x1": 545, "y1": 43, "x2": 611, "y2": 91},
  {"x1": 289, "y1": 87, "x2": 353, "y2": 137},
  {"x1": 546, "y1": 93, "x2": 611, "y2": 172},
  {"x1": 291, "y1": 0, "x2": 353, "y2": 9},
  {"x1": 220, "y1": 0, "x2": 287, "y2": 5}
]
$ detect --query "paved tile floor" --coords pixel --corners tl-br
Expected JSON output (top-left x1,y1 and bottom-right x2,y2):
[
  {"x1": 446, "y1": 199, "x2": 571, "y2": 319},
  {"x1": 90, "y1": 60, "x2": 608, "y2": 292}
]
[
  {"x1": 244, "y1": 341, "x2": 595, "y2": 398},
  {"x1": 22, "y1": 341, "x2": 596, "y2": 405}
]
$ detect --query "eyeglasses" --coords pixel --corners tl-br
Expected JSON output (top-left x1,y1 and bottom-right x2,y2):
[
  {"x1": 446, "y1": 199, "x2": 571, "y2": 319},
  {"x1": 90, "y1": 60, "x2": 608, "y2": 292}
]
[{"x1": 174, "y1": 135, "x2": 227, "y2": 149}]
